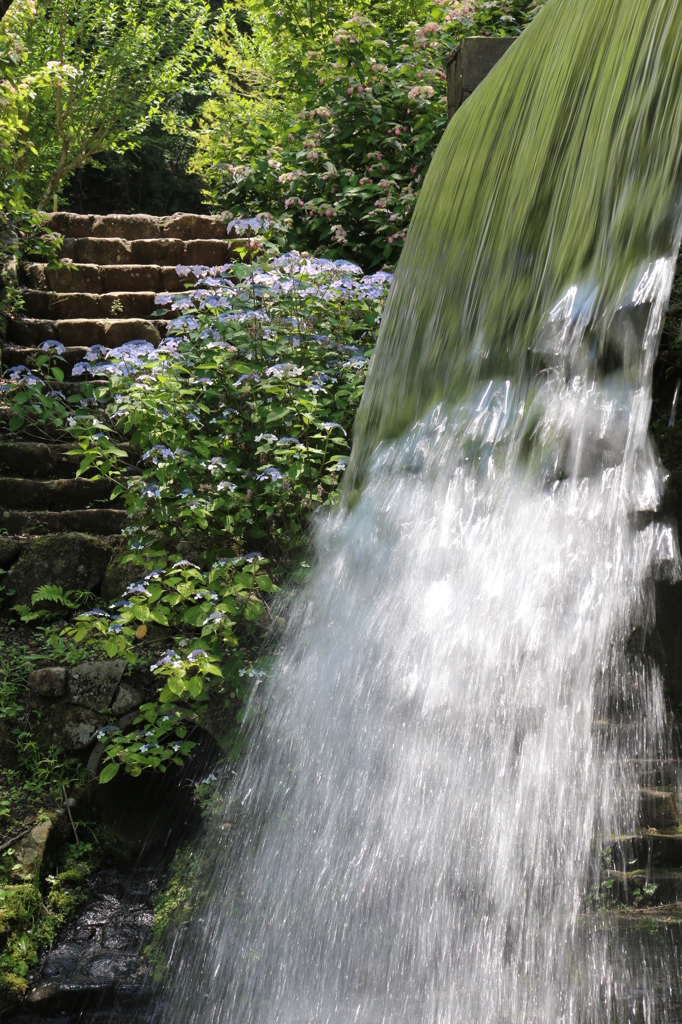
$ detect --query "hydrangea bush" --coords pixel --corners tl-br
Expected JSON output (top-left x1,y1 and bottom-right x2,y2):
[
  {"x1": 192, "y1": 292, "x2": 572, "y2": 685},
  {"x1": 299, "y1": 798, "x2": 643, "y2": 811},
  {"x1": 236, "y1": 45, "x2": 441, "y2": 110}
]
[
  {"x1": 4, "y1": 248, "x2": 390, "y2": 778},
  {"x1": 194, "y1": 0, "x2": 546, "y2": 267}
]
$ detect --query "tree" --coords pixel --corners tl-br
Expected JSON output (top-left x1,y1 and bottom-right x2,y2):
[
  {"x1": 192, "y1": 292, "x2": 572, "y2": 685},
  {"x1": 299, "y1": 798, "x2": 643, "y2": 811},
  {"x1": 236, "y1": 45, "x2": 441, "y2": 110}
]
[{"x1": 0, "y1": 0, "x2": 211, "y2": 210}]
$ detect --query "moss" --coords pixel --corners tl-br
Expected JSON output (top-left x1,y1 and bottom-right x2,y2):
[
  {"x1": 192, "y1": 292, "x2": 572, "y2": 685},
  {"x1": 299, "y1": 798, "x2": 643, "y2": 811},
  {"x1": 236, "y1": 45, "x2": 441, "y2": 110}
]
[
  {"x1": 144, "y1": 843, "x2": 208, "y2": 983},
  {"x1": 0, "y1": 832, "x2": 115, "y2": 1015}
]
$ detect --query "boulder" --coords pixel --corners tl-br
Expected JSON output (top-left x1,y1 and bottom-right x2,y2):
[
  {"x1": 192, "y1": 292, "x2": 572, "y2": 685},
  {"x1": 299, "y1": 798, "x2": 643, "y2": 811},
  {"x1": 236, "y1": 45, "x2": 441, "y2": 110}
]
[
  {"x1": 100, "y1": 552, "x2": 145, "y2": 602},
  {"x1": 111, "y1": 683, "x2": 143, "y2": 716},
  {"x1": 0, "y1": 536, "x2": 21, "y2": 569},
  {"x1": 3, "y1": 533, "x2": 114, "y2": 606},
  {"x1": 12, "y1": 820, "x2": 55, "y2": 881},
  {"x1": 32, "y1": 702, "x2": 103, "y2": 752},
  {"x1": 68, "y1": 660, "x2": 127, "y2": 711},
  {"x1": 27, "y1": 666, "x2": 67, "y2": 698}
]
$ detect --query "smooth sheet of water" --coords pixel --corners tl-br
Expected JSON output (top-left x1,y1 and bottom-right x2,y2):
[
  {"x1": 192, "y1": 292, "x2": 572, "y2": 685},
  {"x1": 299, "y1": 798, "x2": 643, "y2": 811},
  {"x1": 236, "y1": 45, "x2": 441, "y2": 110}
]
[{"x1": 165, "y1": 2, "x2": 682, "y2": 1022}]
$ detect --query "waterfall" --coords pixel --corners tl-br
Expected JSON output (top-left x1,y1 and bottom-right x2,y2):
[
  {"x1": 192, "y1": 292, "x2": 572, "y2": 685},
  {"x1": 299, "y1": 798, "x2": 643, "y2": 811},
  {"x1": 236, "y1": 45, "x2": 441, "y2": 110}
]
[{"x1": 165, "y1": 2, "x2": 682, "y2": 1022}]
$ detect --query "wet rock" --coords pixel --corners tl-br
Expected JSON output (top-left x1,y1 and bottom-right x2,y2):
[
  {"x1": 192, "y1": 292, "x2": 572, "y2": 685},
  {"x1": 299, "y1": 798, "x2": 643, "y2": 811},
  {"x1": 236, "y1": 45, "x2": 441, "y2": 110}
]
[
  {"x1": 27, "y1": 666, "x2": 67, "y2": 698},
  {"x1": 4, "y1": 533, "x2": 114, "y2": 606},
  {"x1": 68, "y1": 660, "x2": 127, "y2": 711},
  {"x1": 111, "y1": 682, "x2": 143, "y2": 716},
  {"x1": 21, "y1": 868, "x2": 158, "y2": 1015},
  {"x1": 640, "y1": 788, "x2": 679, "y2": 829},
  {"x1": 0, "y1": 719, "x2": 18, "y2": 769},
  {"x1": 12, "y1": 820, "x2": 54, "y2": 881},
  {"x1": 24, "y1": 978, "x2": 117, "y2": 1014},
  {"x1": 32, "y1": 702, "x2": 103, "y2": 752}
]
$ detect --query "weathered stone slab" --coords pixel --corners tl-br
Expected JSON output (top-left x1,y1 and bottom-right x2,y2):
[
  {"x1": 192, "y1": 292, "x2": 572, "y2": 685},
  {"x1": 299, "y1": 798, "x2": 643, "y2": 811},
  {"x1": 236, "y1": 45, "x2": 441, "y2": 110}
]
[
  {"x1": 129, "y1": 238, "x2": 184, "y2": 265},
  {"x1": 1, "y1": 476, "x2": 114, "y2": 511},
  {"x1": 102, "y1": 318, "x2": 162, "y2": 347},
  {"x1": 445, "y1": 36, "x2": 515, "y2": 121},
  {"x1": 184, "y1": 238, "x2": 234, "y2": 265},
  {"x1": 111, "y1": 682, "x2": 144, "y2": 716},
  {"x1": 45, "y1": 213, "x2": 95, "y2": 238},
  {"x1": 64, "y1": 237, "x2": 132, "y2": 264},
  {"x1": 0, "y1": 508, "x2": 126, "y2": 535},
  {"x1": 28, "y1": 666, "x2": 68, "y2": 698},
  {"x1": 98, "y1": 291, "x2": 157, "y2": 319},
  {"x1": 100, "y1": 265, "x2": 162, "y2": 292},
  {"x1": 91, "y1": 214, "x2": 162, "y2": 240},
  {"x1": 162, "y1": 212, "x2": 227, "y2": 240},
  {"x1": 4, "y1": 533, "x2": 114, "y2": 604},
  {"x1": 68, "y1": 660, "x2": 127, "y2": 711},
  {"x1": 12, "y1": 820, "x2": 55, "y2": 881}
]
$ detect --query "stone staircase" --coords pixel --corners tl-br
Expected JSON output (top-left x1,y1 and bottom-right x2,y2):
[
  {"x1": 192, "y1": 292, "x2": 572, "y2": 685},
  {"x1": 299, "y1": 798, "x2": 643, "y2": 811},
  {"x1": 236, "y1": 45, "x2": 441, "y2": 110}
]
[
  {"x1": 0, "y1": 213, "x2": 235, "y2": 606},
  {"x1": 595, "y1": 756, "x2": 682, "y2": 913},
  {"x1": 4, "y1": 211, "x2": 236, "y2": 372}
]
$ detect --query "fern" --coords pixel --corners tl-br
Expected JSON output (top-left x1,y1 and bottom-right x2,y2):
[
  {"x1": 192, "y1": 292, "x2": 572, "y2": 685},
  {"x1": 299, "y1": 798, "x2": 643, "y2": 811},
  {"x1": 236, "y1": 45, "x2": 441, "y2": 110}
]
[
  {"x1": 31, "y1": 585, "x2": 76, "y2": 608},
  {"x1": 30, "y1": 586, "x2": 96, "y2": 610}
]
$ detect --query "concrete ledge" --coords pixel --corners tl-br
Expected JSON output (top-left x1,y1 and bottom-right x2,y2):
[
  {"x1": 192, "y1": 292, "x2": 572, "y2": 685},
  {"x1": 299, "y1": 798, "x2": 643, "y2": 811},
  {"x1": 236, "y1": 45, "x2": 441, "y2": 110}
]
[{"x1": 446, "y1": 36, "x2": 516, "y2": 121}]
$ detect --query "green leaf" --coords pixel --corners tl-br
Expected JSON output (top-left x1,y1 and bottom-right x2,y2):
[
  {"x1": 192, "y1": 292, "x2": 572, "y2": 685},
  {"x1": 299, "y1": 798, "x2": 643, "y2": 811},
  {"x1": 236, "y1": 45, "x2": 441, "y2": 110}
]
[{"x1": 99, "y1": 762, "x2": 121, "y2": 784}]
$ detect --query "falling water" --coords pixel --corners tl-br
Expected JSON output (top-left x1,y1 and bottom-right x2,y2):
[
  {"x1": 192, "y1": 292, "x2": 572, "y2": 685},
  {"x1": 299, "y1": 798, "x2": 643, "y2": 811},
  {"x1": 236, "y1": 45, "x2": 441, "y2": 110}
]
[{"x1": 167, "y1": 2, "x2": 682, "y2": 1022}]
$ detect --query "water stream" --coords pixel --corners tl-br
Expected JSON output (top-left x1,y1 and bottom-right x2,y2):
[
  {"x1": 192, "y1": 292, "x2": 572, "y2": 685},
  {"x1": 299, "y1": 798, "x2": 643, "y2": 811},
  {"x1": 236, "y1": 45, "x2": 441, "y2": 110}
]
[{"x1": 165, "y1": 2, "x2": 682, "y2": 1022}]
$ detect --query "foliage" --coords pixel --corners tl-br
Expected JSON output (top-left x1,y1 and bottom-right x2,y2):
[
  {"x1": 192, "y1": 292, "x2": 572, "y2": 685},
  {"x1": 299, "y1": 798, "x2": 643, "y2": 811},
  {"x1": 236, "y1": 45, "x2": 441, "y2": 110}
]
[
  {"x1": 3, "y1": 243, "x2": 391, "y2": 780},
  {"x1": 144, "y1": 842, "x2": 209, "y2": 981},
  {"x1": 0, "y1": 0, "x2": 211, "y2": 210},
  {"x1": 193, "y1": 0, "x2": 546, "y2": 267},
  {"x1": 12, "y1": 585, "x2": 96, "y2": 624},
  {"x1": 0, "y1": 637, "x2": 113, "y2": 1011},
  {"x1": 0, "y1": 833, "x2": 111, "y2": 1011}
]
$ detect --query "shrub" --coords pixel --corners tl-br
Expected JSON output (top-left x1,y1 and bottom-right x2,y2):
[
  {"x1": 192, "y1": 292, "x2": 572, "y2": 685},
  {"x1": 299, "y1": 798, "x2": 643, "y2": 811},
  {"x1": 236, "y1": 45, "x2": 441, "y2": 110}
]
[
  {"x1": 193, "y1": 0, "x2": 546, "y2": 267},
  {"x1": 4, "y1": 240, "x2": 391, "y2": 777}
]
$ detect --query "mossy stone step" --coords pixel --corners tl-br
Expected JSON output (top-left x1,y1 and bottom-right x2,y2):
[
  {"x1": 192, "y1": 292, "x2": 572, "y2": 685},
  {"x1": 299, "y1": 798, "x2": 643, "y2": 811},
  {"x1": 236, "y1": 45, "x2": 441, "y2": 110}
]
[
  {"x1": 603, "y1": 831, "x2": 682, "y2": 870},
  {"x1": 59, "y1": 235, "x2": 235, "y2": 266},
  {"x1": 1, "y1": 477, "x2": 117, "y2": 511},
  {"x1": 602, "y1": 867, "x2": 682, "y2": 905},
  {"x1": 20, "y1": 290, "x2": 161, "y2": 321},
  {"x1": 22, "y1": 263, "x2": 183, "y2": 294},
  {"x1": 0, "y1": 508, "x2": 127, "y2": 536},
  {"x1": 46, "y1": 211, "x2": 230, "y2": 241},
  {"x1": 0, "y1": 442, "x2": 138, "y2": 479},
  {"x1": 7, "y1": 317, "x2": 164, "y2": 348}
]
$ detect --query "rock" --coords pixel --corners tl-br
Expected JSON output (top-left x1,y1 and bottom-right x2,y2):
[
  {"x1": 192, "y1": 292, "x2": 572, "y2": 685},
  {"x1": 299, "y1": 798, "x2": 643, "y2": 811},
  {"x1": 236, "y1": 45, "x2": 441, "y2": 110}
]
[
  {"x1": 100, "y1": 552, "x2": 145, "y2": 602},
  {"x1": 0, "y1": 720, "x2": 18, "y2": 769},
  {"x1": 0, "y1": 536, "x2": 21, "y2": 569},
  {"x1": 111, "y1": 682, "x2": 143, "y2": 716},
  {"x1": 27, "y1": 665, "x2": 68, "y2": 697},
  {"x1": 24, "y1": 978, "x2": 117, "y2": 1014},
  {"x1": 3, "y1": 533, "x2": 114, "y2": 606},
  {"x1": 32, "y1": 702, "x2": 103, "y2": 752},
  {"x1": 12, "y1": 819, "x2": 54, "y2": 881},
  {"x1": 640, "y1": 788, "x2": 679, "y2": 829},
  {"x1": 68, "y1": 660, "x2": 127, "y2": 711}
]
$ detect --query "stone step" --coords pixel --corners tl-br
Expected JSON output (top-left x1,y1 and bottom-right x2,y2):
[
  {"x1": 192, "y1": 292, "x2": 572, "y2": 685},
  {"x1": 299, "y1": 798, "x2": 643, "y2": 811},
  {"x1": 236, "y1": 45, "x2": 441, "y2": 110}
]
[
  {"x1": 639, "y1": 787, "x2": 679, "y2": 829},
  {"x1": 20, "y1": 290, "x2": 160, "y2": 320},
  {"x1": 603, "y1": 832, "x2": 682, "y2": 870},
  {"x1": 0, "y1": 442, "x2": 137, "y2": 479},
  {"x1": 1, "y1": 477, "x2": 117, "y2": 511},
  {"x1": 7, "y1": 317, "x2": 164, "y2": 348},
  {"x1": 0, "y1": 508, "x2": 127, "y2": 535},
  {"x1": 60, "y1": 235, "x2": 235, "y2": 266},
  {"x1": 22, "y1": 263, "x2": 184, "y2": 294},
  {"x1": 2, "y1": 344, "x2": 89, "y2": 370},
  {"x1": 602, "y1": 867, "x2": 682, "y2": 905},
  {"x1": 46, "y1": 211, "x2": 231, "y2": 241}
]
